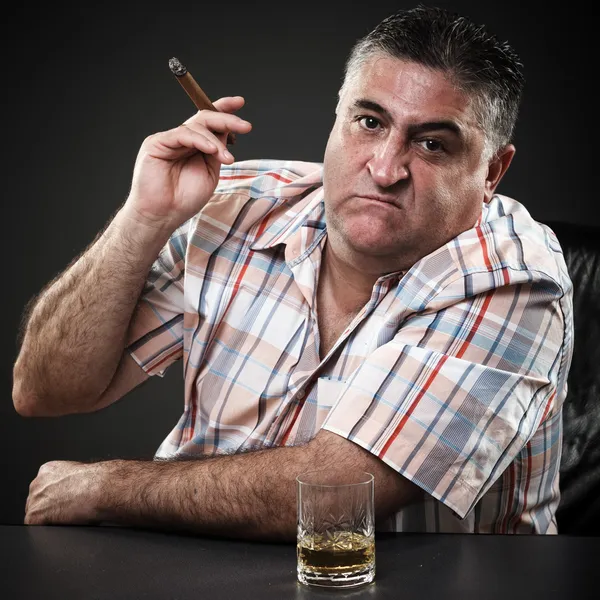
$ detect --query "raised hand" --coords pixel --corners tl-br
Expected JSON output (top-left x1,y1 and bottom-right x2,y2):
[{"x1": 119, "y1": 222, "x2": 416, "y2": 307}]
[{"x1": 124, "y1": 96, "x2": 252, "y2": 232}]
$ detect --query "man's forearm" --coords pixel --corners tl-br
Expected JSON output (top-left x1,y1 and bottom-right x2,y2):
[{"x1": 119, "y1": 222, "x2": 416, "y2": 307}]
[
  {"x1": 25, "y1": 431, "x2": 420, "y2": 534},
  {"x1": 90, "y1": 432, "x2": 419, "y2": 541},
  {"x1": 95, "y1": 443, "x2": 317, "y2": 542},
  {"x1": 13, "y1": 205, "x2": 173, "y2": 414}
]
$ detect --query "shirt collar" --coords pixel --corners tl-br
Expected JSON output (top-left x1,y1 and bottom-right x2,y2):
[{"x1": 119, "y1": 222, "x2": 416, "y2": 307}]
[{"x1": 250, "y1": 187, "x2": 326, "y2": 252}]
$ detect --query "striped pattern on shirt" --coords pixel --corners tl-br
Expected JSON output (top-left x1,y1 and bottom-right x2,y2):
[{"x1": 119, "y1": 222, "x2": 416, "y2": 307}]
[{"x1": 126, "y1": 159, "x2": 573, "y2": 534}]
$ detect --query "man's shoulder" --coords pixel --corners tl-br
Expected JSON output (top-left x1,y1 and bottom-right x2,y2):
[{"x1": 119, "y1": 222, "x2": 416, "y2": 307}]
[
  {"x1": 214, "y1": 159, "x2": 324, "y2": 199},
  {"x1": 406, "y1": 193, "x2": 572, "y2": 321},
  {"x1": 415, "y1": 194, "x2": 571, "y2": 301},
  {"x1": 469, "y1": 194, "x2": 572, "y2": 291}
]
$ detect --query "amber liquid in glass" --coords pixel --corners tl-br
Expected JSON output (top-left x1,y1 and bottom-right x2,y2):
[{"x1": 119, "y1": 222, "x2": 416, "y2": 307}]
[{"x1": 297, "y1": 531, "x2": 375, "y2": 582}]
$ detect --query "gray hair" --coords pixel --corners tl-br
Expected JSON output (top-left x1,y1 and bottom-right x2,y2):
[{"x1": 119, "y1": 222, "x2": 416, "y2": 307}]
[{"x1": 338, "y1": 5, "x2": 525, "y2": 158}]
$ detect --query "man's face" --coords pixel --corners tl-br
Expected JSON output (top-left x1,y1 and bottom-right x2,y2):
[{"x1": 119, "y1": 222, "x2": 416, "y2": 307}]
[{"x1": 322, "y1": 55, "x2": 511, "y2": 272}]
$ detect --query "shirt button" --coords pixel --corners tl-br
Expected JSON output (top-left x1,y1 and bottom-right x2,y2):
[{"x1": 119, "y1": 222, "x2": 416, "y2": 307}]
[{"x1": 297, "y1": 390, "x2": 305, "y2": 399}]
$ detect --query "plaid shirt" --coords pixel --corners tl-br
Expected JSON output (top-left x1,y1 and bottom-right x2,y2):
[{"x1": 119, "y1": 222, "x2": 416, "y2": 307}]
[{"x1": 126, "y1": 159, "x2": 573, "y2": 534}]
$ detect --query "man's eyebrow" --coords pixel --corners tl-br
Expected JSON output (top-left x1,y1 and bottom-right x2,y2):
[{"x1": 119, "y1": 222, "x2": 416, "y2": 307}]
[
  {"x1": 351, "y1": 99, "x2": 464, "y2": 138},
  {"x1": 407, "y1": 121, "x2": 463, "y2": 138},
  {"x1": 352, "y1": 99, "x2": 393, "y2": 121}
]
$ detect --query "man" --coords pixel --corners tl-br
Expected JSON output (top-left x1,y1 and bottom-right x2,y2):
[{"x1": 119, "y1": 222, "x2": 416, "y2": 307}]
[{"x1": 13, "y1": 6, "x2": 573, "y2": 537}]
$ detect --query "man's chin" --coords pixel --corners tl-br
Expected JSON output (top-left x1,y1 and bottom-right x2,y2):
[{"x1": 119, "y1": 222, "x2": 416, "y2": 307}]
[
  {"x1": 343, "y1": 222, "x2": 406, "y2": 253},
  {"x1": 343, "y1": 232, "x2": 408, "y2": 260}
]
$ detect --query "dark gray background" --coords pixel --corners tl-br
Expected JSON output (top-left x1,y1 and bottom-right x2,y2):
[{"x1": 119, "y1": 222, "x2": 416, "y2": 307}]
[{"x1": 2, "y1": 0, "x2": 594, "y2": 523}]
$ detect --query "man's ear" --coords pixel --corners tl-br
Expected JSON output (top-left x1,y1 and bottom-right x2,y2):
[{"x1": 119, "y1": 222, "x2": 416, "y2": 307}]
[{"x1": 484, "y1": 144, "x2": 515, "y2": 203}]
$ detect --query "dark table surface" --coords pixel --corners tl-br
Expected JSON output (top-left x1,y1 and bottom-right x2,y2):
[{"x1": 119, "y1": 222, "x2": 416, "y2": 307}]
[{"x1": 1, "y1": 525, "x2": 599, "y2": 599}]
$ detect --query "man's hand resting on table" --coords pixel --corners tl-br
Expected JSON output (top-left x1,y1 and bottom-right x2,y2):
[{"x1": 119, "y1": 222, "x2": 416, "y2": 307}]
[{"x1": 25, "y1": 461, "x2": 104, "y2": 525}]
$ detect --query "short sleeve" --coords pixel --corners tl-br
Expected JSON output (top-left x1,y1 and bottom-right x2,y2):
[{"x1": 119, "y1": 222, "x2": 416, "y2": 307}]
[
  {"x1": 125, "y1": 219, "x2": 192, "y2": 377},
  {"x1": 321, "y1": 272, "x2": 567, "y2": 519}
]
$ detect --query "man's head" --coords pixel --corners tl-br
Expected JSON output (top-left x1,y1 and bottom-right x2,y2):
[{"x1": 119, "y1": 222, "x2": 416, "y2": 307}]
[{"x1": 322, "y1": 5, "x2": 525, "y2": 274}]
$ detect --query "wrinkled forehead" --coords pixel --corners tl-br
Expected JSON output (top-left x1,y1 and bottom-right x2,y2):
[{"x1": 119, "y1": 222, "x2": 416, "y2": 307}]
[{"x1": 340, "y1": 55, "x2": 479, "y2": 127}]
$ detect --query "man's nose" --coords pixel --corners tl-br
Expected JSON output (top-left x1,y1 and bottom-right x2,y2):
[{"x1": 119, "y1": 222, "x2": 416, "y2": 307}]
[{"x1": 366, "y1": 140, "x2": 410, "y2": 187}]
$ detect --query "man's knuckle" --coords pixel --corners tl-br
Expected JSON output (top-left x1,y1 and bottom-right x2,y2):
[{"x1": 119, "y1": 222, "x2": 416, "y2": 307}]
[{"x1": 25, "y1": 509, "x2": 38, "y2": 525}]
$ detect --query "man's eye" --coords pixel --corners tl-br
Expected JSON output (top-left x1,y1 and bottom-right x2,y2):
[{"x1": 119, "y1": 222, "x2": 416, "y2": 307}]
[
  {"x1": 358, "y1": 116, "x2": 381, "y2": 130},
  {"x1": 418, "y1": 139, "x2": 445, "y2": 152}
]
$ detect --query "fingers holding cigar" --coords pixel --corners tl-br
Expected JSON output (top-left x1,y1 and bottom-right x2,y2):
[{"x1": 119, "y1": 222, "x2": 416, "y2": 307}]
[
  {"x1": 181, "y1": 105, "x2": 252, "y2": 162},
  {"x1": 124, "y1": 66, "x2": 252, "y2": 231},
  {"x1": 156, "y1": 126, "x2": 233, "y2": 164},
  {"x1": 169, "y1": 58, "x2": 246, "y2": 146},
  {"x1": 183, "y1": 96, "x2": 249, "y2": 127},
  {"x1": 148, "y1": 105, "x2": 252, "y2": 164},
  {"x1": 183, "y1": 96, "x2": 247, "y2": 124},
  {"x1": 212, "y1": 95, "x2": 247, "y2": 113}
]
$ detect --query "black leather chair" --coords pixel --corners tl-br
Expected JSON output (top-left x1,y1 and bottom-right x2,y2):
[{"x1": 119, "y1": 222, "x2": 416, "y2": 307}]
[{"x1": 545, "y1": 221, "x2": 600, "y2": 535}]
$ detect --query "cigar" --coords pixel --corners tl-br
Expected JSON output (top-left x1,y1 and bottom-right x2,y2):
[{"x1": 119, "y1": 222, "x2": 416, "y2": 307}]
[{"x1": 168, "y1": 57, "x2": 235, "y2": 145}]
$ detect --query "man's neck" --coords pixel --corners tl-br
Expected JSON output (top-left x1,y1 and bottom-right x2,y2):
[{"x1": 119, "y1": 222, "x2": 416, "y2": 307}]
[{"x1": 319, "y1": 241, "x2": 380, "y2": 314}]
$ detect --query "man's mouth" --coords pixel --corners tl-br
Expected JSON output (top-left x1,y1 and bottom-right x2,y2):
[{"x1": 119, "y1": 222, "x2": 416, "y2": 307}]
[{"x1": 356, "y1": 194, "x2": 400, "y2": 206}]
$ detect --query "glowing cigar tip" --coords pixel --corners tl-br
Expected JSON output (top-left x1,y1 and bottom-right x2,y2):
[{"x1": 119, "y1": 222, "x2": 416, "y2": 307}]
[{"x1": 168, "y1": 57, "x2": 187, "y2": 77}]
